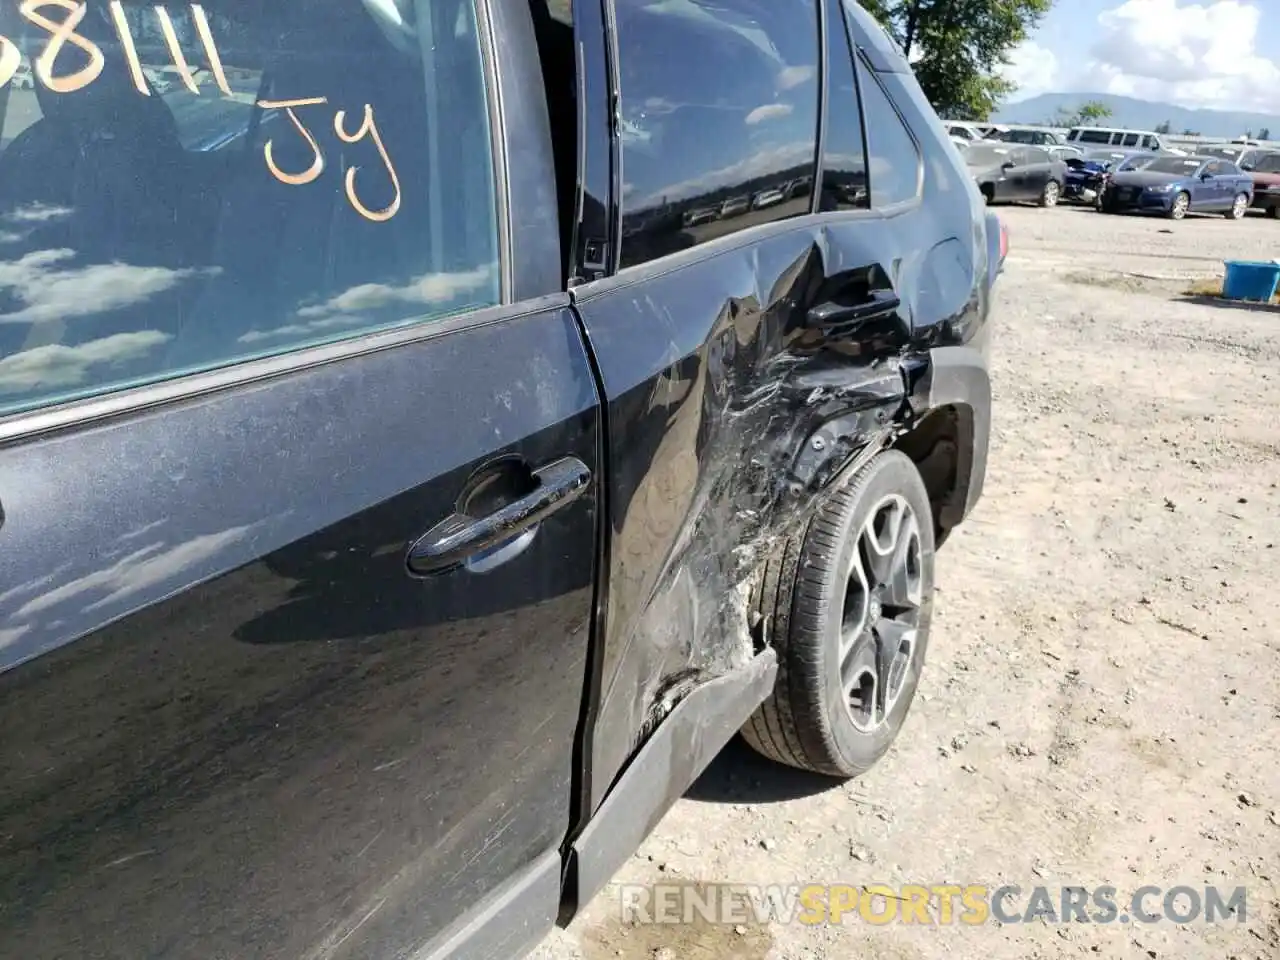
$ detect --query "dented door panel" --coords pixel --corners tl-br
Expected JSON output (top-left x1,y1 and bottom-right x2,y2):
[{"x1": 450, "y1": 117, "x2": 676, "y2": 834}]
[
  {"x1": 573, "y1": 34, "x2": 990, "y2": 805},
  {"x1": 574, "y1": 217, "x2": 983, "y2": 809}
]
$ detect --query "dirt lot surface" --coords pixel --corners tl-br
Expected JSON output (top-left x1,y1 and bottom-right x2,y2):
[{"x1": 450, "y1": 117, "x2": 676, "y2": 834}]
[{"x1": 532, "y1": 205, "x2": 1280, "y2": 960}]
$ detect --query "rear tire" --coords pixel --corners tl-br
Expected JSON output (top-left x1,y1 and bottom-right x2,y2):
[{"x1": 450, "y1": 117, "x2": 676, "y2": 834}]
[
  {"x1": 1226, "y1": 193, "x2": 1248, "y2": 219},
  {"x1": 741, "y1": 451, "x2": 936, "y2": 778},
  {"x1": 1267, "y1": 205, "x2": 1278, "y2": 219},
  {"x1": 1039, "y1": 179, "x2": 1060, "y2": 208}
]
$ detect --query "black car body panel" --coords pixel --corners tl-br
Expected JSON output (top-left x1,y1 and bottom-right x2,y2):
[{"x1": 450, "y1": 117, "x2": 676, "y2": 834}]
[
  {"x1": 0, "y1": 1, "x2": 997, "y2": 957},
  {"x1": 567, "y1": 0, "x2": 991, "y2": 821},
  {"x1": 0, "y1": 303, "x2": 602, "y2": 960}
]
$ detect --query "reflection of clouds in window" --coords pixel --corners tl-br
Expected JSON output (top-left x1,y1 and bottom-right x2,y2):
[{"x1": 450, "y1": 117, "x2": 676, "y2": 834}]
[
  {"x1": 746, "y1": 103, "x2": 793, "y2": 125},
  {"x1": 236, "y1": 263, "x2": 498, "y2": 344},
  {"x1": 637, "y1": 141, "x2": 813, "y2": 208},
  {"x1": 0, "y1": 626, "x2": 30, "y2": 652},
  {"x1": 777, "y1": 64, "x2": 814, "y2": 90},
  {"x1": 640, "y1": 0, "x2": 785, "y2": 67},
  {"x1": 4, "y1": 204, "x2": 73, "y2": 224},
  {"x1": 0, "y1": 330, "x2": 171, "y2": 394},
  {"x1": 11, "y1": 524, "x2": 256, "y2": 620},
  {"x1": 0, "y1": 250, "x2": 216, "y2": 325}
]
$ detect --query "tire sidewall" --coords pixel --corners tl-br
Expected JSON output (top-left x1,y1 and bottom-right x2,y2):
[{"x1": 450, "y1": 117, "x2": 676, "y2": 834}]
[{"x1": 814, "y1": 452, "x2": 937, "y2": 772}]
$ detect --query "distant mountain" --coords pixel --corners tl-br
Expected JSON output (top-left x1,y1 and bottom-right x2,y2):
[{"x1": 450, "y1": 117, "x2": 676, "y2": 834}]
[{"x1": 993, "y1": 93, "x2": 1280, "y2": 139}]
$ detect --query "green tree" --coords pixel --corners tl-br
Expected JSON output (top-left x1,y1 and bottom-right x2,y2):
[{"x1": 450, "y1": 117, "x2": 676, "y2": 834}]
[
  {"x1": 1260, "y1": 127, "x2": 1272, "y2": 140},
  {"x1": 1046, "y1": 100, "x2": 1114, "y2": 127},
  {"x1": 1154, "y1": 120, "x2": 1172, "y2": 134},
  {"x1": 865, "y1": 0, "x2": 1052, "y2": 120}
]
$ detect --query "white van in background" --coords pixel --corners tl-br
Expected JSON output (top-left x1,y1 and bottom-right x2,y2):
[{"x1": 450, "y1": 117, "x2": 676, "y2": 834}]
[{"x1": 1065, "y1": 127, "x2": 1167, "y2": 152}]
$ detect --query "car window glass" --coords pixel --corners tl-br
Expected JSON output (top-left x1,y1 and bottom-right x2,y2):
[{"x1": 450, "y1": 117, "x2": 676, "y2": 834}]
[
  {"x1": 1024, "y1": 146, "x2": 1049, "y2": 164},
  {"x1": 0, "y1": 0, "x2": 498, "y2": 418},
  {"x1": 613, "y1": 0, "x2": 819, "y2": 270},
  {"x1": 1219, "y1": 161, "x2": 1241, "y2": 176},
  {"x1": 1255, "y1": 154, "x2": 1280, "y2": 173},
  {"x1": 1145, "y1": 157, "x2": 1202, "y2": 175},
  {"x1": 964, "y1": 143, "x2": 1010, "y2": 168},
  {"x1": 1121, "y1": 133, "x2": 1139, "y2": 147},
  {"x1": 1078, "y1": 130, "x2": 1110, "y2": 144},
  {"x1": 819, "y1": 6, "x2": 867, "y2": 211},
  {"x1": 855, "y1": 59, "x2": 919, "y2": 207}
]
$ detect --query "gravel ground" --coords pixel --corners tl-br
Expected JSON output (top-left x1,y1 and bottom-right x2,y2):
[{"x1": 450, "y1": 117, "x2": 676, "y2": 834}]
[{"x1": 532, "y1": 204, "x2": 1280, "y2": 960}]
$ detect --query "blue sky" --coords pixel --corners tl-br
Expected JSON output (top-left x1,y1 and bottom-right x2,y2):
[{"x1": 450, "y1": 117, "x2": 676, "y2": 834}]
[{"x1": 1001, "y1": 0, "x2": 1280, "y2": 112}]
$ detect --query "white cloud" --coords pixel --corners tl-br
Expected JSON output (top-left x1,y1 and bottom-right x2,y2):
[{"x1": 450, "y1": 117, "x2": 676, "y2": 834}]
[
  {"x1": 1089, "y1": 0, "x2": 1280, "y2": 112},
  {"x1": 745, "y1": 103, "x2": 793, "y2": 125},
  {"x1": 235, "y1": 263, "x2": 499, "y2": 344},
  {"x1": 1005, "y1": 1, "x2": 1280, "y2": 113},
  {"x1": 777, "y1": 64, "x2": 815, "y2": 90},
  {"x1": 0, "y1": 248, "x2": 215, "y2": 325},
  {"x1": 0, "y1": 330, "x2": 171, "y2": 394},
  {"x1": 1000, "y1": 40, "x2": 1061, "y2": 99},
  {"x1": 12, "y1": 525, "x2": 255, "y2": 620}
]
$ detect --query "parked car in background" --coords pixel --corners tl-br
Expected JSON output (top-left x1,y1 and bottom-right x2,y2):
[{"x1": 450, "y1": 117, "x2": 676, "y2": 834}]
[
  {"x1": 947, "y1": 121, "x2": 996, "y2": 144},
  {"x1": 992, "y1": 125, "x2": 1065, "y2": 146},
  {"x1": 0, "y1": 1, "x2": 1002, "y2": 958},
  {"x1": 1247, "y1": 152, "x2": 1280, "y2": 217},
  {"x1": 963, "y1": 141, "x2": 1067, "y2": 207},
  {"x1": 1062, "y1": 151, "x2": 1155, "y2": 205},
  {"x1": 1066, "y1": 126, "x2": 1166, "y2": 152},
  {"x1": 1190, "y1": 143, "x2": 1278, "y2": 168},
  {"x1": 1099, "y1": 155, "x2": 1254, "y2": 220},
  {"x1": 1048, "y1": 144, "x2": 1086, "y2": 162}
]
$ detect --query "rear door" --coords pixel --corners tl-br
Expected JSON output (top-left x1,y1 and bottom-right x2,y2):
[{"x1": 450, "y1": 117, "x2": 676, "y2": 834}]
[
  {"x1": 0, "y1": 2, "x2": 596, "y2": 958},
  {"x1": 567, "y1": 0, "x2": 985, "y2": 812},
  {"x1": 1199, "y1": 159, "x2": 1225, "y2": 206},
  {"x1": 1020, "y1": 146, "x2": 1053, "y2": 198}
]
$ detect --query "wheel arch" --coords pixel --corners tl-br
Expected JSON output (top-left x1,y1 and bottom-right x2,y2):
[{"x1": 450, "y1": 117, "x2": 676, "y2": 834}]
[{"x1": 895, "y1": 345, "x2": 992, "y2": 540}]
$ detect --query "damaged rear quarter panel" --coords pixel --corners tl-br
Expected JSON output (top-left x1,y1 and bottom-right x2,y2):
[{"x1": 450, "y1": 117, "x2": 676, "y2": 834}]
[{"x1": 571, "y1": 187, "x2": 984, "y2": 809}]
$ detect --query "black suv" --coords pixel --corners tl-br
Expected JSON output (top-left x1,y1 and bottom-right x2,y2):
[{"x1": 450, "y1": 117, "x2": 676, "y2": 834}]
[{"x1": 0, "y1": 1, "x2": 1001, "y2": 957}]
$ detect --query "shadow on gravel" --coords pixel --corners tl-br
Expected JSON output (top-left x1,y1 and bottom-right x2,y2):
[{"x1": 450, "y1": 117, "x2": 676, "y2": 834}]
[
  {"x1": 1177, "y1": 294, "x2": 1280, "y2": 313},
  {"x1": 683, "y1": 734, "x2": 844, "y2": 804}
]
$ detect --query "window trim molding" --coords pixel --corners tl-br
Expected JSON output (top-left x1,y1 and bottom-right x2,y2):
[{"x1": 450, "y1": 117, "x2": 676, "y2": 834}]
[
  {"x1": 854, "y1": 50, "x2": 924, "y2": 213},
  {"x1": 480, "y1": 0, "x2": 564, "y2": 302},
  {"x1": 810, "y1": 0, "x2": 830, "y2": 216}
]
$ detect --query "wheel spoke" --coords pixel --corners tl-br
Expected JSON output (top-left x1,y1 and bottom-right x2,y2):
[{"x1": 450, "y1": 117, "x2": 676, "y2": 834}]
[
  {"x1": 859, "y1": 496, "x2": 907, "y2": 587},
  {"x1": 840, "y1": 631, "x2": 880, "y2": 731},
  {"x1": 879, "y1": 512, "x2": 922, "y2": 612},
  {"x1": 839, "y1": 550, "x2": 870, "y2": 658},
  {"x1": 873, "y1": 617, "x2": 917, "y2": 713}
]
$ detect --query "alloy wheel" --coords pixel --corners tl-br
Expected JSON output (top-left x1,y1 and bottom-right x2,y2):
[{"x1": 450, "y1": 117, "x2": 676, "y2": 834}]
[
  {"x1": 838, "y1": 494, "x2": 924, "y2": 733},
  {"x1": 1232, "y1": 194, "x2": 1247, "y2": 219},
  {"x1": 1042, "y1": 181, "x2": 1059, "y2": 207},
  {"x1": 1172, "y1": 193, "x2": 1189, "y2": 219}
]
